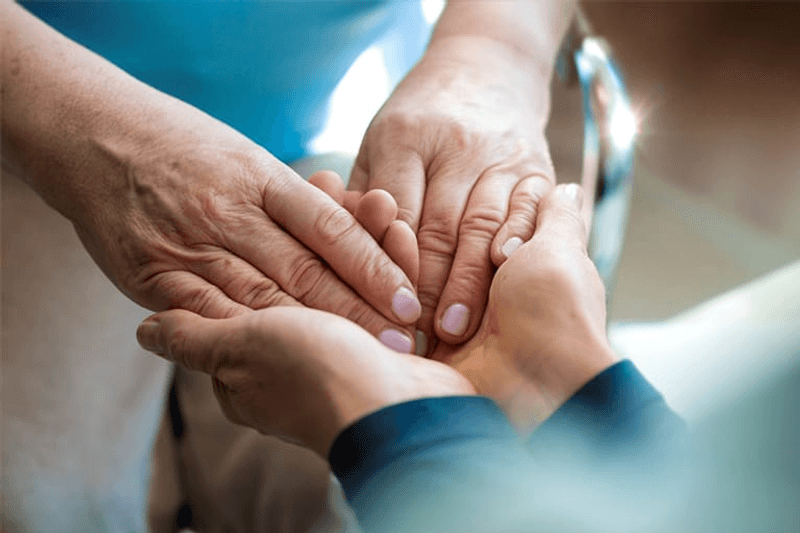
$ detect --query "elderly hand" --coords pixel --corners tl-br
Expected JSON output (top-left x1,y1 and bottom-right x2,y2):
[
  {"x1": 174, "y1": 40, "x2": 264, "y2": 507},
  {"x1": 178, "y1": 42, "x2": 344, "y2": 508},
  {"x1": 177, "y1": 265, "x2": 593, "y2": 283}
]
[
  {"x1": 3, "y1": 2, "x2": 421, "y2": 342},
  {"x1": 137, "y1": 179, "x2": 615, "y2": 457},
  {"x1": 134, "y1": 205, "x2": 473, "y2": 456},
  {"x1": 350, "y1": 35, "x2": 556, "y2": 349},
  {"x1": 68, "y1": 119, "x2": 421, "y2": 338}
]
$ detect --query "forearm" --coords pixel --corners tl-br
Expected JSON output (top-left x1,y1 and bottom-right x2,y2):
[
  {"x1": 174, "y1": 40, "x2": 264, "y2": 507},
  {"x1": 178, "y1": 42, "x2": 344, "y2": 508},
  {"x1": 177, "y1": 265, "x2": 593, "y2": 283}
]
[
  {"x1": 1, "y1": 1, "x2": 247, "y2": 224},
  {"x1": 530, "y1": 361, "x2": 687, "y2": 462},
  {"x1": 330, "y1": 365, "x2": 687, "y2": 532},
  {"x1": 330, "y1": 397, "x2": 541, "y2": 532},
  {"x1": 432, "y1": 0, "x2": 577, "y2": 82}
]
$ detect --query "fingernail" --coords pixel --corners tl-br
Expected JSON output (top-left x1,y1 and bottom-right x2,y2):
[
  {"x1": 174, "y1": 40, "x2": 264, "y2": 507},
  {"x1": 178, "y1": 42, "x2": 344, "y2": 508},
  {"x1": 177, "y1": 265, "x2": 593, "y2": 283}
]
[
  {"x1": 392, "y1": 287, "x2": 421, "y2": 323},
  {"x1": 414, "y1": 329, "x2": 428, "y2": 356},
  {"x1": 561, "y1": 183, "x2": 583, "y2": 208},
  {"x1": 501, "y1": 236, "x2": 524, "y2": 259},
  {"x1": 379, "y1": 329, "x2": 413, "y2": 354},
  {"x1": 136, "y1": 320, "x2": 164, "y2": 355},
  {"x1": 441, "y1": 303, "x2": 469, "y2": 336}
]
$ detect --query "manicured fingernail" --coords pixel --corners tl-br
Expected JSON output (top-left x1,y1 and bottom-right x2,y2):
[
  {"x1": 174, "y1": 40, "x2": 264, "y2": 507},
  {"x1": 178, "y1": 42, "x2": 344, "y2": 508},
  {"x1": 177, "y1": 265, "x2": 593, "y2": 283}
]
[
  {"x1": 136, "y1": 320, "x2": 163, "y2": 355},
  {"x1": 501, "y1": 237, "x2": 524, "y2": 259},
  {"x1": 441, "y1": 303, "x2": 469, "y2": 336},
  {"x1": 379, "y1": 329, "x2": 413, "y2": 354},
  {"x1": 561, "y1": 183, "x2": 583, "y2": 207},
  {"x1": 414, "y1": 330, "x2": 428, "y2": 356},
  {"x1": 392, "y1": 287, "x2": 421, "y2": 323}
]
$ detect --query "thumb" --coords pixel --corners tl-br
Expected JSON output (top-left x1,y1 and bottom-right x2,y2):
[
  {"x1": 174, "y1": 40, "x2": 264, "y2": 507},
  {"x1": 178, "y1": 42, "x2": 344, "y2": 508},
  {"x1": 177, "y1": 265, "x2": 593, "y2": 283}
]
[
  {"x1": 534, "y1": 183, "x2": 588, "y2": 249},
  {"x1": 137, "y1": 309, "x2": 229, "y2": 374}
]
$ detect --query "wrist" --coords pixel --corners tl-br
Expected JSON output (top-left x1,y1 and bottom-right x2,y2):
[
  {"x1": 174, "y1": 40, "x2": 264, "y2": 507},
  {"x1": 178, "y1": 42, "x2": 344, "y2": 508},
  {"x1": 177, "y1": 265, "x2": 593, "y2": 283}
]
[
  {"x1": 321, "y1": 355, "x2": 476, "y2": 457},
  {"x1": 429, "y1": 0, "x2": 575, "y2": 84},
  {"x1": 455, "y1": 335, "x2": 618, "y2": 436},
  {"x1": 415, "y1": 33, "x2": 555, "y2": 100}
]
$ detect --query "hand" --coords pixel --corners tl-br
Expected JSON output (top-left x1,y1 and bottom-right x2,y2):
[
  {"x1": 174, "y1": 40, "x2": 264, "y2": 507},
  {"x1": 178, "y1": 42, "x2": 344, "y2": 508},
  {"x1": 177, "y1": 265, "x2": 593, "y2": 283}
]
[
  {"x1": 350, "y1": 35, "x2": 556, "y2": 349},
  {"x1": 450, "y1": 183, "x2": 618, "y2": 432},
  {"x1": 136, "y1": 307, "x2": 473, "y2": 460},
  {"x1": 317, "y1": 172, "x2": 618, "y2": 432},
  {"x1": 137, "y1": 178, "x2": 614, "y2": 458},
  {"x1": 69, "y1": 115, "x2": 420, "y2": 342},
  {"x1": 3, "y1": 4, "x2": 420, "y2": 341}
]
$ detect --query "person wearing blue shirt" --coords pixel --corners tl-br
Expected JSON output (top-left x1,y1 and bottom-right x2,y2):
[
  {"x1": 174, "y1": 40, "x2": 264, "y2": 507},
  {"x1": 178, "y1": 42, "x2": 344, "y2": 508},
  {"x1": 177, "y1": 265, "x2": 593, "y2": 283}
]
[
  {"x1": 138, "y1": 181, "x2": 688, "y2": 532},
  {"x1": 2, "y1": 1, "x2": 575, "y2": 528}
]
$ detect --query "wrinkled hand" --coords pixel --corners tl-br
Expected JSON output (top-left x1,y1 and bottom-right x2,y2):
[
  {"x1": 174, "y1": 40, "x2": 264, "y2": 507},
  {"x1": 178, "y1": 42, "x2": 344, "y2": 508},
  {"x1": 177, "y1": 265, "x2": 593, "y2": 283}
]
[
  {"x1": 350, "y1": 36, "x2": 556, "y2": 349},
  {"x1": 134, "y1": 205, "x2": 473, "y2": 455},
  {"x1": 137, "y1": 179, "x2": 615, "y2": 457},
  {"x1": 69, "y1": 104, "x2": 421, "y2": 340},
  {"x1": 320, "y1": 172, "x2": 617, "y2": 430}
]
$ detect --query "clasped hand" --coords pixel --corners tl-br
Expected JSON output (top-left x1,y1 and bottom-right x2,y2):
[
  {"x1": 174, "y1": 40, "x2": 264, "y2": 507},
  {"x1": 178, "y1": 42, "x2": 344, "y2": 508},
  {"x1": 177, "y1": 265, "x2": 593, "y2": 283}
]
[{"x1": 137, "y1": 177, "x2": 617, "y2": 458}]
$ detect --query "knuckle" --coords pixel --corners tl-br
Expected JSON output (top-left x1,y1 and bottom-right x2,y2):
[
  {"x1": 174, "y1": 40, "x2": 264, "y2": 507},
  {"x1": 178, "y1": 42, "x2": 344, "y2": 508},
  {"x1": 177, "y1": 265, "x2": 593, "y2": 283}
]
[
  {"x1": 459, "y1": 206, "x2": 505, "y2": 242},
  {"x1": 513, "y1": 179, "x2": 549, "y2": 209},
  {"x1": 239, "y1": 279, "x2": 285, "y2": 309},
  {"x1": 313, "y1": 205, "x2": 358, "y2": 247},
  {"x1": 183, "y1": 285, "x2": 219, "y2": 317},
  {"x1": 417, "y1": 213, "x2": 458, "y2": 256},
  {"x1": 285, "y1": 255, "x2": 328, "y2": 303},
  {"x1": 396, "y1": 205, "x2": 417, "y2": 226},
  {"x1": 449, "y1": 260, "x2": 492, "y2": 296},
  {"x1": 359, "y1": 251, "x2": 394, "y2": 291}
]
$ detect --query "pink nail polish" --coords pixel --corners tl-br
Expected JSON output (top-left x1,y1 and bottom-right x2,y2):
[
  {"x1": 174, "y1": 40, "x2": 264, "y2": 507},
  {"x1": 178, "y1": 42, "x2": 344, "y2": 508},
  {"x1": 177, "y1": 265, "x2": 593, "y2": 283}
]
[
  {"x1": 441, "y1": 303, "x2": 469, "y2": 336},
  {"x1": 392, "y1": 287, "x2": 421, "y2": 323},
  {"x1": 501, "y1": 237, "x2": 524, "y2": 259},
  {"x1": 379, "y1": 329, "x2": 413, "y2": 354}
]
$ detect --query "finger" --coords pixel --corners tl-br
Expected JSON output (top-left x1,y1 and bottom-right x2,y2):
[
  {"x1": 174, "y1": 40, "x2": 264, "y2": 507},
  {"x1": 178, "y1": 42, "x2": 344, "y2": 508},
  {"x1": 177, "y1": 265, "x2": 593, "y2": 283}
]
[
  {"x1": 354, "y1": 189, "x2": 398, "y2": 244},
  {"x1": 414, "y1": 161, "x2": 478, "y2": 345},
  {"x1": 142, "y1": 269, "x2": 252, "y2": 318},
  {"x1": 490, "y1": 175, "x2": 553, "y2": 267},
  {"x1": 342, "y1": 191, "x2": 363, "y2": 215},
  {"x1": 348, "y1": 180, "x2": 420, "y2": 306},
  {"x1": 432, "y1": 169, "x2": 519, "y2": 344},
  {"x1": 136, "y1": 309, "x2": 232, "y2": 374},
  {"x1": 533, "y1": 183, "x2": 588, "y2": 249},
  {"x1": 382, "y1": 220, "x2": 419, "y2": 288},
  {"x1": 360, "y1": 146, "x2": 427, "y2": 231},
  {"x1": 223, "y1": 217, "x2": 416, "y2": 352},
  {"x1": 265, "y1": 175, "x2": 421, "y2": 326},
  {"x1": 169, "y1": 242, "x2": 302, "y2": 311},
  {"x1": 307, "y1": 170, "x2": 345, "y2": 205}
]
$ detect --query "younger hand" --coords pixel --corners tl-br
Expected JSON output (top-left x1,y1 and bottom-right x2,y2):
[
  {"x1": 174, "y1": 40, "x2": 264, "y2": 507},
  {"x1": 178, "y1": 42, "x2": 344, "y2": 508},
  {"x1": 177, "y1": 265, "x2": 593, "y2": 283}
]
[{"x1": 136, "y1": 306, "x2": 474, "y2": 458}]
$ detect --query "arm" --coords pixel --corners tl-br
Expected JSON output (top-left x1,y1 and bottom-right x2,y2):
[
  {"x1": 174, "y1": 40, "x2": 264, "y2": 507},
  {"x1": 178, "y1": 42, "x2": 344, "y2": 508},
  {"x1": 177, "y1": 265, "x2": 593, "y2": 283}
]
[
  {"x1": 1, "y1": 0, "x2": 420, "y2": 338},
  {"x1": 329, "y1": 365, "x2": 686, "y2": 533},
  {"x1": 350, "y1": 0, "x2": 576, "y2": 349},
  {"x1": 431, "y1": 0, "x2": 576, "y2": 82}
]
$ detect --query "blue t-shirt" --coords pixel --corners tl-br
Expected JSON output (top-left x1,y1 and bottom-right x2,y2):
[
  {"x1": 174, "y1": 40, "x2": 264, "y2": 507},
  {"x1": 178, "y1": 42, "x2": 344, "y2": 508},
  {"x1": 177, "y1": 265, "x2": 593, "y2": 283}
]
[{"x1": 21, "y1": 1, "x2": 428, "y2": 162}]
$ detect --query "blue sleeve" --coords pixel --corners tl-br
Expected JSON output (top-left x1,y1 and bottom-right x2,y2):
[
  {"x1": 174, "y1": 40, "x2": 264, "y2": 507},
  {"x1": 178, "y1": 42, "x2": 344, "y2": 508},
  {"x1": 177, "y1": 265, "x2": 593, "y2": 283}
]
[
  {"x1": 328, "y1": 361, "x2": 687, "y2": 532},
  {"x1": 529, "y1": 360, "x2": 686, "y2": 467}
]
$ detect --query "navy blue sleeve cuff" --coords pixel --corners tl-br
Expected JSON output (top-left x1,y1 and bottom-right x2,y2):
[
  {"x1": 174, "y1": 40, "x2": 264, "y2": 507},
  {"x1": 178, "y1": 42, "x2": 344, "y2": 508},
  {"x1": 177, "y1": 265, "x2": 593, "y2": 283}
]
[
  {"x1": 529, "y1": 360, "x2": 685, "y2": 461},
  {"x1": 329, "y1": 396, "x2": 517, "y2": 502}
]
